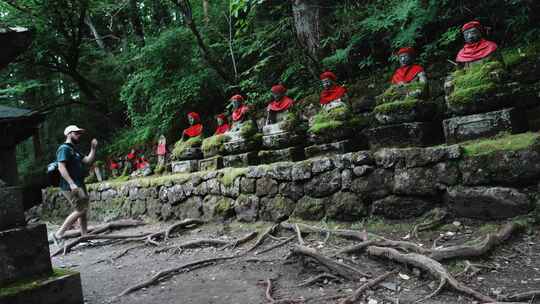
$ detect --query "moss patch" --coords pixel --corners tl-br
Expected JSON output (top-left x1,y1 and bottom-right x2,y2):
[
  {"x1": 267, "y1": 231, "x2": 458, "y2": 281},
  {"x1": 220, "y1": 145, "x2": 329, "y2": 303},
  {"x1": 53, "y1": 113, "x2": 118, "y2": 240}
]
[
  {"x1": 374, "y1": 97, "x2": 419, "y2": 114},
  {"x1": 502, "y1": 43, "x2": 540, "y2": 67},
  {"x1": 202, "y1": 134, "x2": 229, "y2": 156},
  {"x1": 308, "y1": 106, "x2": 352, "y2": 135},
  {"x1": 461, "y1": 132, "x2": 540, "y2": 156},
  {"x1": 0, "y1": 268, "x2": 76, "y2": 297},
  {"x1": 214, "y1": 198, "x2": 235, "y2": 218},
  {"x1": 220, "y1": 167, "x2": 248, "y2": 187},
  {"x1": 172, "y1": 136, "x2": 202, "y2": 160},
  {"x1": 448, "y1": 60, "x2": 506, "y2": 107},
  {"x1": 376, "y1": 82, "x2": 426, "y2": 105}
]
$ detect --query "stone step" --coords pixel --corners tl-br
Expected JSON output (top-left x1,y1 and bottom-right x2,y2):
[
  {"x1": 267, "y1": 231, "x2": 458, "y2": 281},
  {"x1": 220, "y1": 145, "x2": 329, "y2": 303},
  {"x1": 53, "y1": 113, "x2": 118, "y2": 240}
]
[
  {"x1": 364, "y1": 122, "x2": 444, "y2": 149},
  {"x1": 0, "y1": 270, "x2": 83, "y2": 304},
  {"x1": 0, "y1": 224, "x2": 52, "y2": 285}
]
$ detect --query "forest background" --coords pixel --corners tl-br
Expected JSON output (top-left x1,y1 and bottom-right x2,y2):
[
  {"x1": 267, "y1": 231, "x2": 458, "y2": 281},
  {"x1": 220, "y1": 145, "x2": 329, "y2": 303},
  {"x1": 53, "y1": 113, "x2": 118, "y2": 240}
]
[{"x1": 1, "y1": 0, "x2": 539, "y2": 199}]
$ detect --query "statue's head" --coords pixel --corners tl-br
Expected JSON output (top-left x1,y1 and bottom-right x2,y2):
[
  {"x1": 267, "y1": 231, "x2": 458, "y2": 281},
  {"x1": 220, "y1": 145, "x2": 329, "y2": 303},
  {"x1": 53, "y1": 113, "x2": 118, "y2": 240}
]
[
  {"x1": 230, "y1": 94, "x2": 244, "y2": 110},
  {"x1": 187, "y1": 112, "x2": 200, "y2": 125},
  {"x1": 462, "y1": 21, "x2": 483, "y2": 44},
  {"x1": 216, "y1": 113, "x2": 226, "y2": 125},
  {"x1": 397, "y1": 47, "x2": 416, "y2": 67},
  {"x1": 320, "y1": 71, "x2": 337, "y2": 90},
  {"x1": 271, "y1": 84, "x2": 287, "y2": 101}
]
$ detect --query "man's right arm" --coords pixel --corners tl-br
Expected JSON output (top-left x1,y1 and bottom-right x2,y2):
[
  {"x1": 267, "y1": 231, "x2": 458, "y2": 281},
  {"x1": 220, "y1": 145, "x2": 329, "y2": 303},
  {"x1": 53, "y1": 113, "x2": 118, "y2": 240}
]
[{"x1": 58, "y1": 162, "x2": 78, "y2": 191}]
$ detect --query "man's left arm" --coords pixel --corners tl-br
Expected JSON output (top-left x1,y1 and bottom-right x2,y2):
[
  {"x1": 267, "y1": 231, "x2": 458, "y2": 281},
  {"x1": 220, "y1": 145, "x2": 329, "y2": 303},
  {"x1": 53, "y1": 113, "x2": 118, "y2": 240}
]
[{"x1": 83, "y1": 139, "x2": 98, "y2": 164}]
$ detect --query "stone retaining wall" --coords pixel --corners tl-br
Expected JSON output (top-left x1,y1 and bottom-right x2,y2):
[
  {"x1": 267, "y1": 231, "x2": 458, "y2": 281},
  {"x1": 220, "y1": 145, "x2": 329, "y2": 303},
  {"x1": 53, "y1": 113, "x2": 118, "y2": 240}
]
[{"x1": 40, "y1": 144, "x2": 540, "y2": 223}]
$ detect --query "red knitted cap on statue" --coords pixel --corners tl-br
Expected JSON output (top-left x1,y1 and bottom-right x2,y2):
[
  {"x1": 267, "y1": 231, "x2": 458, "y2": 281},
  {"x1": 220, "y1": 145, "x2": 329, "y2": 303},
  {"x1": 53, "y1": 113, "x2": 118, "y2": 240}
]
[
  {"x1": 230, "y1": 94, "x2": 244, "y2": 102},
  {"x1": 319, "y1": 71, "x2": 337, "y2": 81},
  {"x1": 462, "y1": 21, "x2": 482, "y2": 32},
  {"x1": 271, "y1": 84, "x2": 287, "y2": 94},
  {"x1": 187, "y1": 112, "x2": 200, "y2": 121},
  {"x1": 397, "y1": 47, "x2": 416, "y2": 55}
]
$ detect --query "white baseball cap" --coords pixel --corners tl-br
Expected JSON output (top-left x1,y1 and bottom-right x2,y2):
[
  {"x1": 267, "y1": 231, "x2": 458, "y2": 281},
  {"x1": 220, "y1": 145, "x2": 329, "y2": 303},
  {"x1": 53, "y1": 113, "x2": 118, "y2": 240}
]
[{"x1": 64, "y1": 125, "x2": 85, "y2": 136}]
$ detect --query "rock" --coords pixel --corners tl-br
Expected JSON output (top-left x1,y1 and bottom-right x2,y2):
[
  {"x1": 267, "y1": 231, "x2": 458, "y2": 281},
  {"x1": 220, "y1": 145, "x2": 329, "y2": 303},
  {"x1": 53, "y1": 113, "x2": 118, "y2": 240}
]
[
  {"x1": 351, "y1": 151, "x2": 373, "y2": 165},
  {"x1": 167, "y1": 184, "x2": 186, "y2": 205},
  {"x1": 311, "y1": 157, "x2": 334, "y2": 174},
  {"x1": 207, "y1": 178, "x2": 221, "y2": 195},
  {"x1": 365, "y1": 122, "x2": 444, "y2": 150},
  {"x1": 325, "y1": 192, "x2": 368, "y2": 221},
  {"x1": 130, "y1": 200, "x2": 147, "y2": 217},
  {"x1": 161, "y1": 203, "x2": 173, "y2": 220},
  {"x1": 291, "y1": 162, "x2": 312, "y2": 181},
  {"x1": 246, "y1": 165, "x2": 267, "y2": 178},
  {"x1": 220, "y1": 177, "x2": 240, "y2": 198},
  {"x1": 460, "y1": 149, "x2": 540, "y2": 186},
  {"x1": 234, "y1": 195, "x2": 259, "y2": 222},
  {"x1": 351, "y1": 169, "x2": 393, "y2": 199},
  {"x1": 240, "y1": 177, "x2": 256, "y2": 194},
  {"x1": 374, "y1": 145, "x2": 462, "y2": 169},
  {"x1": 267, "y1": 163, "x2": 292, "y2": 181},
  {"x1": 256, "y1": 177, "x2": 279, "y2": 197},
  {"x1": 393, "y1": 165, "x2": 458, "y2": 196},
  {"x1": 371, "y1": 195, "x2": 433, "y2": 219},
  {"x1": 128, "y1": 187, "x2": 138, "y2": 201},
  {"x1": 341, "y1": 169, "x2": 353, "y2": 191},
  {"x1": 304, "y1": 169, "x2": 341, "y2": 198},
  {"x1": 279, "y1": 182, "x2": 304, "y2": 201},
  {"x1": 203, "y1": 196, "x2": 235, "y2": 220},
  {"x1": 193, "y1": 181, "x2": 209, "y2": 196},
  {"x1": 260, "y1": 195, "x2": 296, "y2": 222},
  {"x1": 352, "y1": 165, "x2": 374, "y2": 177},
  {"x1": 446, "y1": 186, "x2": 531, "y2": 219},
  {"x1": 333, "y1": 153, "x2": 353, "y2": 169},
  {"x1": 293, "y1": 196, "x2": 325, "y2": 220}
]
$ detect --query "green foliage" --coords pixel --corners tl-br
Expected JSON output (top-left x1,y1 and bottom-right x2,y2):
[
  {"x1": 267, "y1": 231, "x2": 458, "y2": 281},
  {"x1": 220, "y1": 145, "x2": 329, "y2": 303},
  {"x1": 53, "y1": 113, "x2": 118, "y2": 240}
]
[
  {"x1": 202, "y1": 134, "x2": 230, "y2": 156},
  {"x1": 461, "y1": 132, "x2": 540, "y2": 156},
  {"x1": 448, "y1": 61, "x2": 506, "y2": 107},
  {"x1": 502, "y1": 42, "x2": 540, "y2": 67},
  {"x1": 172, "y1": 136, "x2": 202, "y2": 160}
]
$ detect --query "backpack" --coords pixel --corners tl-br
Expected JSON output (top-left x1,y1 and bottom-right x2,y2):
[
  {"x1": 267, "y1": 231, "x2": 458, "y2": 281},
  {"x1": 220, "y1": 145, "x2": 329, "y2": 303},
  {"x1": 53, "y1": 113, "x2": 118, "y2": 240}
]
[{"x1": 46, "y1": 143, "x2": 72, "y2": 187}]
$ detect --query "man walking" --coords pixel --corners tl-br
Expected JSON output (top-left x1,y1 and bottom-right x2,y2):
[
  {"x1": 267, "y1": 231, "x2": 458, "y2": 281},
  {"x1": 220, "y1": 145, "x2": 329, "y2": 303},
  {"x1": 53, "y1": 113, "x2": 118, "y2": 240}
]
[{"x1": 50, "y1": 125, "x2": 98, "y2": 246}]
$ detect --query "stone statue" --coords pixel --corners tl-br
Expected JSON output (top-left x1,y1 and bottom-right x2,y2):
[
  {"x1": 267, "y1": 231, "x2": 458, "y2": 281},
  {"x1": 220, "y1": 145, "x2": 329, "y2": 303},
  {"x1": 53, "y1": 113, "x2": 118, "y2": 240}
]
[
  {"x1": 266, "y1": 84, "x2": 294, "y2": 124},
  {"x1": 319, "y1": 71, "x2": 348, "y2": 111},
  {"x1": 214, "y1": 114, "x2": 230, "y2": 135},
  {"x1": 229, "y1": 95, "x2": 250, "y2": 132},
  {"x1": 455, "y1": 21, "x2": 498, "y2": 67},
  {"x1": 155, "y1": 135, "x2": 167, "y2": 172},
  {"x1": 182, "y1": 112, "x2": 203, "y2": 140},
  {"x1": 392, "y1": 47, "x2": 427, "y2": 87}
]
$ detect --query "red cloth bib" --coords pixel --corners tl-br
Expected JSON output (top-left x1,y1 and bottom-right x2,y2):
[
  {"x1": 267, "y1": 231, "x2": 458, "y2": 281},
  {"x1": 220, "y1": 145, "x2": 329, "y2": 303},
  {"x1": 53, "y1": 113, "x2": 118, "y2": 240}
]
[
  {"x1": 109, "y1": 162, "x2": 119, "y2": 170},
  {"x1": 320, "y1": 85, "x2": 347, "y2": 105},
  {"x1": 268, "y1": 96, "x2": 294, "y2": 112},
  {"x1": 456, "y1": 39, "x2": 498, "y2": 63},
  {"x1": 156, "y1": 143, "x2": 166, "y2": 156},
  {"x1": 232, "y1": 105, "x2": 249, "y2": 122},
  {"x1": 183, "y1": 123, "x2": 203, "y2": 137},
  {"x1": 215, "y1": 123, "x2": 230, "y2": 135},
  {"x1": 127, "y1": 153, "x2": 135, "y2": 160},
  {"x1": 391, "y1": 64, "x2": 424, "y2": 84}
]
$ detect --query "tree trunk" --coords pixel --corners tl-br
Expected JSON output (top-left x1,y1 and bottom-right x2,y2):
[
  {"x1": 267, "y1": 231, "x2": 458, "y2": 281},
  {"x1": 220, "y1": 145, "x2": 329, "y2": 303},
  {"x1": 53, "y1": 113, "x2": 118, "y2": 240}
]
[
  {"x1": 151, "y1": 1, "x2": 171, "y2": 29},
  {"x1": 292, "y1": 0, "x2": 321, "y2": 62},
  {"x1": 202, "y1": 0, "x2": 210, "y2": 25},
  {"x1": 128, "y1": 0, "x2": 145, "y2": 46}
]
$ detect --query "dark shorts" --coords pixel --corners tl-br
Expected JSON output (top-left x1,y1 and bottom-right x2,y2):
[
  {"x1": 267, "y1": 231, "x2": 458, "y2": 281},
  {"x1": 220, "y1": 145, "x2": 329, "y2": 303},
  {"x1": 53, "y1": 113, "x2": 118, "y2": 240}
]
[{"x1": 61, "y1": 188, "x2": 89, "y2": 212}]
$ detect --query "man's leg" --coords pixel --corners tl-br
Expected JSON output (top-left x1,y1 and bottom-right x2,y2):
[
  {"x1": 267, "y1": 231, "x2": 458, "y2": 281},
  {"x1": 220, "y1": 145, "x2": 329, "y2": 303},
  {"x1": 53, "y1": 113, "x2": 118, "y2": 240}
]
[{"x1": 79, "y1": 211, "x2": 88, "y2": 236}]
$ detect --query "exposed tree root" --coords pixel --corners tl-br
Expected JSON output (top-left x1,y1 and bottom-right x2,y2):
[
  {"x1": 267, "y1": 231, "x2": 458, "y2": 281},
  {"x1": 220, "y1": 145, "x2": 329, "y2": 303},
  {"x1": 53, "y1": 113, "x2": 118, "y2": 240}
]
[
  {"x1": 340, "y1": 270, "x2": 398, "y2": 304},
  {"x1": 52, "y1": 233, "x2": 152, "y2": 257},
  {"x1": 60, "y1": 219, "x2": 145, "y2": 239},
  {"x1": 500, "y1": 290, "x2": 540, "y2": 302},
  {"x1": 281, "y1": 222, "x2": 367, "y2": 242},
  {"x1": 164, "y1": 218, "x2": 206, "y2": 239},
  {"x1": 247, "y1": 224, "x2": 279, "y2": 252},
  {"x1": 155, "y1": 231, "x2": 258, "y2": 253},
  {"x1": 294, "y1": 224, "x2": 305, "y2": 246},
  {"x1": 119, "y1": 255, "x2": 238, "y2": 296},
  {"x1": 428, "y1": 221, "x2": 524, "y2": 261},
  {"x1": 411, "y1": 208, "x2": 448, "y2": 238},
  {"x1": 366, "y1": 246, "x2": 495, "y2": 303},
  {"x1": 256, "y1": 235, "x2": 295, "y2": 255},
  {"x1": 219, "y1": 231, "x2": 258, "y2": 250},
  {"x1": 297, "y1": 273, "x2": 341, "y2": 287},
  {"x1": 291, "y1": 245, "x2": 371, "y2": 281}
]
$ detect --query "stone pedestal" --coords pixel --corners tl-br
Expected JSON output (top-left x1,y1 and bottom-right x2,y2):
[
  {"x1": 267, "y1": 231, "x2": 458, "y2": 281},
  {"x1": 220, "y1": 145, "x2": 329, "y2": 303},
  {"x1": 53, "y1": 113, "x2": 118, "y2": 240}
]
[
  {"x1": 0, "y1": 186, "x2": 84, "y2": 304},
  {"x1": 258, "y1": 147, "x2": 304, "y2": 164},
  {"x1": 443, "y1": 107, "x2": 527, "y2": 143},
  {"x1": 305, "y1": 139, "x2": 356, "y2": 159},
  {"x1": 223, "y1": 152, "x2": 258, "y2": 168},
  {"x1": 171, "y1": 160, "x2": 199, "y2": 173},
  {"x1": 364, "y1": 122, "x2": 444, "y2": 149},
  {"x1": 0, "y1": 271, "x2": 83, "y2": 304},
  {"x1": 199, "y1": 156, "x2": 223, "y2": 171}
]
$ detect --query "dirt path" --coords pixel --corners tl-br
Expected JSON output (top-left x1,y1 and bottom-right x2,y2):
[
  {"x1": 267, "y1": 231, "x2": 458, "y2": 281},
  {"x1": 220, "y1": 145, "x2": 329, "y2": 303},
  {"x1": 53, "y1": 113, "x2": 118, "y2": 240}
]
[{"x1": 49, "y1": 220, "x2": 540, "y2": 304}]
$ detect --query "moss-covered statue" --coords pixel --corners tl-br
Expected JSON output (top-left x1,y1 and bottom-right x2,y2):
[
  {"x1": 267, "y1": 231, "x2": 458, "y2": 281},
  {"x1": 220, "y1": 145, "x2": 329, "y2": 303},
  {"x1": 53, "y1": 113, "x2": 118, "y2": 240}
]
[
  {"x1": 304, "y1": 71, "x2": 366, "y2": 156},
  {"x1": 172, "y1": 111, "x2": 203, "y2": 163},
  {"x1": 222, "y1": 94, "x2": 262, "y2": 167},
  {"x1": 374, "y1": 47, "x2": 434, "y2": 125},
  {"x1": 442, "y1": 21, "x2": 525, "y2": 143},
  {"x1": 259, "y1": 84, "x2": 304, "y2": 163},
  {"x1": 200, "y1": 114, "x2": 230, "y2": 169}
]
